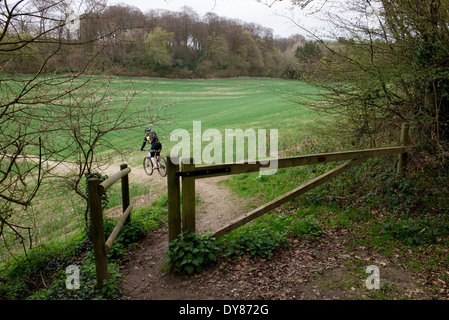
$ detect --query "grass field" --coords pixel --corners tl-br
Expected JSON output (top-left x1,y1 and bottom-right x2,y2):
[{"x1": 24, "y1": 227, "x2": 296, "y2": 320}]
[
  {"x1": 106, "y1": 77, "x2": 323, "y2": 162},
  {"x1": 0, "y1": 77, "x2": 324, "y2": 260}
]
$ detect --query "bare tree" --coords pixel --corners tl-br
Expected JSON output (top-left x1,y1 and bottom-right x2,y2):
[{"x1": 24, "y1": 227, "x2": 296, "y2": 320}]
[{"x1": 0, "y1": 0, "x2": 158, "y2": 255}]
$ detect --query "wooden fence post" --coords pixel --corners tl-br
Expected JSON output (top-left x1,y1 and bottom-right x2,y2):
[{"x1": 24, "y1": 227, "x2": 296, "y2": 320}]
[
  {"x1": 120, "y1": 164, "x2": 130, "y2": 224},
  {"x1": 87, "y1": 177, "x2": 108, "y2": 288},
  {"x1": 397, "y1": 123, "x2": 410, "y2": 176},
  {"x1": 167, "y1": 155, "x2": 181, "y2": 242},
  {"x1": 182, "y1": 157, "x2": 195, "y2": 233}
]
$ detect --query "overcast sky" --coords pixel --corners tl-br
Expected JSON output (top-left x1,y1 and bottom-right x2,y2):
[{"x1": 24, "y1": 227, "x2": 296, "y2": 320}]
[{"x1": 108, "y1": 0, "x2": 329, "y2": 38}]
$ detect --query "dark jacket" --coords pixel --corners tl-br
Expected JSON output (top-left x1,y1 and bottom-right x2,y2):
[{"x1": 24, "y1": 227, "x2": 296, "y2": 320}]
[{"x1": 141, "y1": 131, "x2": 159, "y2": 150}]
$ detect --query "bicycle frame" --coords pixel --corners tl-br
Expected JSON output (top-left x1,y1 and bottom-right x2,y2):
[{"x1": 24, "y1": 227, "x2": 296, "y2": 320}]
[{"x1": 146, "y1": 149, "x2": 161, "y2": 162}]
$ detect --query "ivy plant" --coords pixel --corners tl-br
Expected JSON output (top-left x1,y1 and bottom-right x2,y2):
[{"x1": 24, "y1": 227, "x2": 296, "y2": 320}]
[{"x1": 165, "y1": 230, "x2": 221, "y2": 274}]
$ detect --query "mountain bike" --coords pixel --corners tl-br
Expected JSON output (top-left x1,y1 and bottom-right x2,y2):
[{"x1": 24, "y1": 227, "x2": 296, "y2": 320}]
[{"x1": 143, "y1": 149, "x2": 167, "y2": 177}]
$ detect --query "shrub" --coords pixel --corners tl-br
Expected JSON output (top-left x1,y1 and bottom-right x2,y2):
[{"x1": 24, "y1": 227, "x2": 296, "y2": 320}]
[
  {"x1": 0, "y1": 234, "x2": 86, "y2": 299},
  {"x1": 290, "y1": 215, "x2": 322, "y2": 237},
  {"x1": 381, "y1": 216, "x2": 449, "y2": 246},
  {"x1": 29, "y1": 260, "x2": 122, "y2": 300},
  {"x1": 223, "y1": 227, "x2": 288, "y2": 260},
  {"x1": 165, "y1": 231, "x2": 220, "y2": 274},
  {"x1": 221, "y1": 216, "x2": 290, "y2": 260}
]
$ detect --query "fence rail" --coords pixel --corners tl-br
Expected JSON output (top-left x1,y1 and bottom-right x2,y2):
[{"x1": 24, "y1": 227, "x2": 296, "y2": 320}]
[
  {"x1": 88, "y1": 164, "x2": 131, "y2": 289},
  {"x1": 213, "y1": 157, "x2": 366, "y2": 238},
  {"x1": 167, "y1": 123, "x2": 412, "y2": 242},
  {"x1": 189, "y1": 145, "x2": 410, "y2": 179}
]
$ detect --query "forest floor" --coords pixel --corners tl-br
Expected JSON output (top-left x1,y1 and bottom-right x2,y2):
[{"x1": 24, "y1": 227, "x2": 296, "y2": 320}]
[{"x1": 116, "y1": 167, "x2": 448, "y2": 301}]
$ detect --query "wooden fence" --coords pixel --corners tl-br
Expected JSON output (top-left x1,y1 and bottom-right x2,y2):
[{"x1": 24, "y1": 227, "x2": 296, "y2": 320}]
[
  {"x1": 167, "y1": 123, "x2": 412, "y2": 242},
  {"x1": 88, "y1": 164, "x2": 132, "y2": 289}
]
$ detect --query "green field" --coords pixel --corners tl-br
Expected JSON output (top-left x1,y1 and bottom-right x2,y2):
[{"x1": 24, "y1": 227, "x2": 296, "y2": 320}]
[
  {"x1": 5, "y1": 76, "x2": 323, "y2": 163},
  {"x1": 105, "y1": 77, "x2": 323, "y2": 162},
  {"x1": 1, "y1": 77, "x2": 324, "y2": 260}
]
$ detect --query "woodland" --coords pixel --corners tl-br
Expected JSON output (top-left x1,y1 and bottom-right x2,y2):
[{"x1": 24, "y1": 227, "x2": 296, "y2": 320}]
[{"x1": 6, "y1": 3, "x2": 308, "y2": 78}]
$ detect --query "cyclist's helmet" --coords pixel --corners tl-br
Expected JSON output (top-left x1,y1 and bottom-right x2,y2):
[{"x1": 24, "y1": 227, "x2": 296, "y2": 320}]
[{"x1": 145, "y1": 127, "x2": 151, "y2": 132}]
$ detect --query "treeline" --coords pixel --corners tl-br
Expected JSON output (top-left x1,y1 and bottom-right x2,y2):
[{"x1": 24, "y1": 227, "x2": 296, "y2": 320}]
[
  {"x1": 7, "y1": 4, "x2": 308, "y2": 78},
  {"x1": 97, "y1": 5, "x2": 308, "y2": 78}
]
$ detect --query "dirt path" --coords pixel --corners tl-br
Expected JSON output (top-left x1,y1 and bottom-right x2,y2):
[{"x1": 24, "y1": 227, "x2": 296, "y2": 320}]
[
  {"x1": 195, "y1": 176, "x2": 250, "y2": 234},
  {"x1": 119, "y1": 174, "x2": 250, "y2": 300}
]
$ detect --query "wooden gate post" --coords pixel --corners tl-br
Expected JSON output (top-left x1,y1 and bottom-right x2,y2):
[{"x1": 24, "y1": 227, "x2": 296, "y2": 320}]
[
  {"x1": 167, "y1": 155, "x2": 181, "y2": 242},
  {"x1": 181, "y1": 157, "x2": 195, "y2": 233},
  {"x1": 120, "y1": 164, "x2": 130, "y2": 224},
  {"x1": 87, "y1": 177, "x2": 108, "y2": 288},
  {"x1": 397, "y1": 123, "x2": 410, "y2": 176}
]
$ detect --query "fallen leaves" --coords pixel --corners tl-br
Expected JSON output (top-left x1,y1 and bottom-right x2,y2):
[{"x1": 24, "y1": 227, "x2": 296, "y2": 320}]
[{"x1": 120, "y1": 226, "x2": 448, "y2": 300}]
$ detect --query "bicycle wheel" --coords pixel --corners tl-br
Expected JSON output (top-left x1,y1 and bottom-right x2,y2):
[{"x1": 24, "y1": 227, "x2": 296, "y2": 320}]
[
  {"x1": 157, "y1": 157, "x2": 167, "y2": 177},
  {"x1": 143, "y1": 156, "x2": 153, "y2": 175}
]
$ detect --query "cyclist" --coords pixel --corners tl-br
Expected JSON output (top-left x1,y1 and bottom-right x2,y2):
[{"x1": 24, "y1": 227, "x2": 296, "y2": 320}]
[{"x1": 141, "y1": 127, "x2": 162, "y2": 168}]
